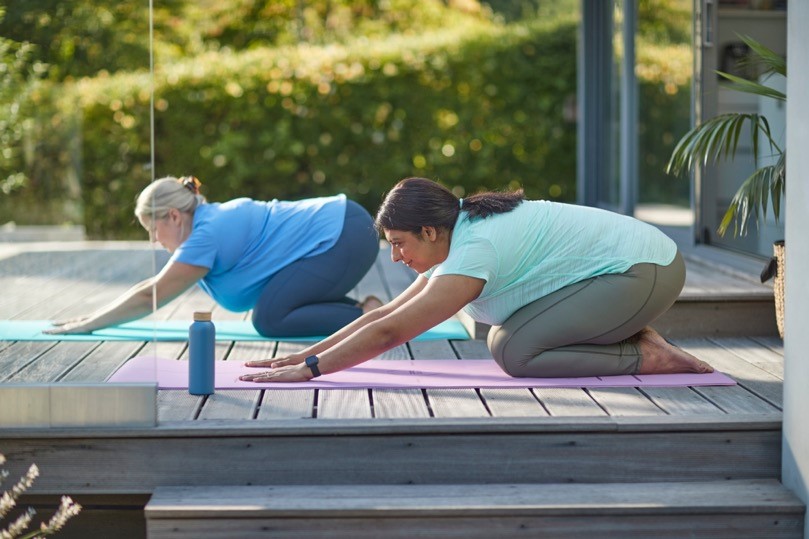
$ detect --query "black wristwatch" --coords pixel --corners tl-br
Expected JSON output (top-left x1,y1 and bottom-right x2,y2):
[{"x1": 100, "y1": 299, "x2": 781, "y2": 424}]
[{"x1": 305, "y1": 355, "x2": 321, "y2": 378}]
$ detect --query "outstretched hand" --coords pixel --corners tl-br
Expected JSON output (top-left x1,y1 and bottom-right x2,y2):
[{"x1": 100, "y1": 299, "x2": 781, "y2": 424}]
[
  {"x1": 43, "y1": 317, "x2": 94, "y2": 335},
  {"x1": 244, "y1": 353, "x2": 306, "y2": 369},
  {"x1": 239, "y1": 363, "x2": 311, "y2": 383},
  {"x1": 49, "y1": 316, "x2": 88, "y2": 328}
]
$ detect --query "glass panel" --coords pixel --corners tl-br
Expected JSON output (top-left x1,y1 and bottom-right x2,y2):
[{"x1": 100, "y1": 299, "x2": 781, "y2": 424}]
[
  {"x1": 699, "y1": 0, "x2": 786, "y2": 255},
  {"x1": 605, "y1": 0, "x2": 625, "y2": 209},
  {"x1": 0, "y1": 2, "x2": 582, "y2": 422},
  {"x1": 0, "y1": 2, "x2": 162, "y2": 392},
  {"x1": 635, "y1": 0, "x2": 694, "y2": 228}
]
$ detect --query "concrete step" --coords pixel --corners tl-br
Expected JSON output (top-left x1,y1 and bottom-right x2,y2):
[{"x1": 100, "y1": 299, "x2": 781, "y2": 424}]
[{"x1": 145, "y1": 479, "x2": 804, "y2": 538}]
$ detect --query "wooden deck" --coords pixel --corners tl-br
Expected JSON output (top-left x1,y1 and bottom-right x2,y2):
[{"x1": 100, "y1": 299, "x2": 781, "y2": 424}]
[
  {"x1": 0, "y1": 240, "x2": 783, "y2": 422},
  {"x1": 0, "y1": 239, "x2": 798, "y2": 538}
]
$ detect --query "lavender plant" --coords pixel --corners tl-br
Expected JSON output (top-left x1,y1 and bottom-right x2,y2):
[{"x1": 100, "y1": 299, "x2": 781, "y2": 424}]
[{"x1": 0, "y1": 454, "x2": 81, "y2": 539}]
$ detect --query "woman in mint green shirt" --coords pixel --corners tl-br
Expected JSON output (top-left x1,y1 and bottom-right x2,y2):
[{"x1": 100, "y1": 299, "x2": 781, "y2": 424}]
[{"x1": 241, "y1": 177, "x2": 713, "y2": 382}]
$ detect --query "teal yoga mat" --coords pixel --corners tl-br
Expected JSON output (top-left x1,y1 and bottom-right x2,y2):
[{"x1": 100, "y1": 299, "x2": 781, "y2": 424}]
[{"x1": 0, "y1": 319, "x2": 470, "y2": 342}]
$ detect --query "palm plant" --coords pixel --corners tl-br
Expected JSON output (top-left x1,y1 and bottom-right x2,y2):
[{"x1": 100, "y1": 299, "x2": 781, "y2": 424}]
[{"x1": 667, "y1": 35, "x2": 786, "y2": 237}]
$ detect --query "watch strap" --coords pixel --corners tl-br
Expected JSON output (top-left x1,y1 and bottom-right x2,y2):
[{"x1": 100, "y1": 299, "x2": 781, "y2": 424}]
[{"x1": 305, "y1": 355, "x2": 321, "y2": 378}]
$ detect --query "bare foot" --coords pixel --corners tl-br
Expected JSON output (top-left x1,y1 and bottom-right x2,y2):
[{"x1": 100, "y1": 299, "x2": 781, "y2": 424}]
[
  {"x1": 359, "y1": 295, "x2": 383, "y2": 314},
  {"x1": 637, "y1": 327, "x2": 714, "y2": 374}
]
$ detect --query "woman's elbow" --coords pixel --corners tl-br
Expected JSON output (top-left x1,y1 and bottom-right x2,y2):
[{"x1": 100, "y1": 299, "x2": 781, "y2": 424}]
[
  {"x1": 134, "y1": 281, "x2": 164, "y2": 306},
  {"x1": 370, "y1": 320, "x2": 408, "y2": 350}
]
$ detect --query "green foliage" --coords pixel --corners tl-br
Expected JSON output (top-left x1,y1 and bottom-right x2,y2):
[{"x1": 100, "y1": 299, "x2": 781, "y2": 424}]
[
  {"x1": 637, "y1": 79, "x2": 692, "y2": 205},
  {"x1": 638, "y1": 0, "x2": 691, "y2": 44},
  {"x1": 2, "y1": 0, "x2": 694, "y2": 234},
  {"x1": 186, "y1": 0, "x2": 494, "y2": 48},
  {"x1": 54, "y1": 17, "x2": 579, "y2": 239},
  {"x1": 0, "y1": 0, "x2": 495, "y2": 81},
  {"x1": 0, "y1": 8, "x2": 38, "y2": 199},
  {"x1": 0, "y1": 1, "x2": 158, "y2": 80}
]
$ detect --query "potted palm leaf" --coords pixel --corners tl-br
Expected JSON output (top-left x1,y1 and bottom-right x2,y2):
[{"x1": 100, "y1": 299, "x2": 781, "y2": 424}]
[{"x1": 667, "y1": 35, "x2": 786, "y2": 337}]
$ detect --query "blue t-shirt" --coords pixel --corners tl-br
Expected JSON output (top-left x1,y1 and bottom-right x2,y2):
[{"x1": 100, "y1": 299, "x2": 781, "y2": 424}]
[
  {"x1": 426, "y1": 200, "x2": 677, "y2": 325},
  {"x1": 171, "y1": 194, "x2": 347, "y2": 312}
]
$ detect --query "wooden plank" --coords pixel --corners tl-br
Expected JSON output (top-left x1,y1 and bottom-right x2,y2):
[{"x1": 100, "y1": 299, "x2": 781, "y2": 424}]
[
  {"x1": 196, "y1": 341, "x2": 273, "y2": 420},
  {"x1": 157, "y1": 390, "x2": 203, "y2": 422},
  {"x1": 479, "y1": 388, "x2": 548, "y2": 417},
  {"x1": 693, "y1": 385, "x2": 781, "y2": 414},
  {"x1": 639, "y1": 387, "x2": 722, "y2": 416},
  {"x1": 452, "y1": 339, "x2": 493, "y2": 360},
  {"x1": 409, "y1": 335, "x2": 485, "y2": 418},
  {"x1": 60, "y1": 341, "x2": 146, "y2": 383},
  {"x1": 0, "y1": 251, "x2": 110, "y2": 317},
  {"x1": 1, "y1": 427, "x2": 782, "y2": 494},
  {"x1": 451, "y1": 334, "x2": 545, "y2": 418},
  {"x1": 135, "y1": 341, "x2": 188, "y2": 361},
  {"x1": 197, "y1": 390, "x2": 261, "y2": 421},
  {"x1": 533, "y1": 388, "x2": 606, "y2": 417},
  {"x1": 456, "y1": 343, "x2": 544, "y2": 417},
  {"x1": 372, "y1": 389, "x2": 430, "y2": 419},
  {"x1": 254, "y1": 342, "x2": 317, "y2": 419},
  {"x1": 154, "y1": 343, "x2": 206, "y2": 423},
  {"x1": 709, "y1": 336, "x2": 784, "y2": 379},
  {"x1": 147, "y1": 512, "x2": 804, "y2": 539},
  {"x1": 426, "y1": 389, "x2": 490, "y2": 418},
  {"x1": 408, "y1": 339, "x2": 455, "y2": 360},
  {"x1": 318, "y1": 389, "x2": 372, "y2": 419},
  {"x1": 256, "y1": 390, "x2": 314, "y2": 420},
  {"x1": 375, "y1": 332, "x2": 442, "y2": 417},
  {"x1": 147, "y1": 479, "x2": 801, "y2": 516},
  {"x1": 673, "y1": 338, "x2": 783, "y2": 409},
  {"x1": 751, "y1": 335, "x2": 784, "y2": 354},
  {"x1": 177, "y1": 340, "x2": 233, "y2": 362},
  {"x1": 146, "y1": 480, "x2": 803, "y2": 539},
  {"x1": 682, "y1": 265, "x2": 755, "y2": 296},
  {"x1": 5, "y1": 341, "x2": 100, "y2": 383},
  {"x1": 0, "y1": 342, "x2": 61, "y2": 381},
  {"x1": 587, "y1": 388, "x2": 665, "y2": 417},
  {"x1": 16, "y1": 250, "x2": 163, "y2": 319}
]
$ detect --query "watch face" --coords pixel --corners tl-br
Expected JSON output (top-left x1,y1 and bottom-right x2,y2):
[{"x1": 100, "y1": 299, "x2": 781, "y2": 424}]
[{"x1": 305, "y1": 355, "x2": 320, "y2": 377}]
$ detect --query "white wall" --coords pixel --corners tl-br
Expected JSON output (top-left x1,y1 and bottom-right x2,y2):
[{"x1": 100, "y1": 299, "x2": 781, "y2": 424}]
[{"x1": 782, "y1": 3, "x2": 809, "y2": 537}]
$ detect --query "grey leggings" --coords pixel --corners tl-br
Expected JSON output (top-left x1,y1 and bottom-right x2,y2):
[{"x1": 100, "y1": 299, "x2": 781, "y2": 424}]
[{"x1": 488, "y1": 251, "x2": 685, "y2": 378}]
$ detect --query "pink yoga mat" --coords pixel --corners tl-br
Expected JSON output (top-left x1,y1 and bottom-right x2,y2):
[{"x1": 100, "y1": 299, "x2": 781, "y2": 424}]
[{"x1": 108, "y1": 356, "x2": 736, "y2": 389}]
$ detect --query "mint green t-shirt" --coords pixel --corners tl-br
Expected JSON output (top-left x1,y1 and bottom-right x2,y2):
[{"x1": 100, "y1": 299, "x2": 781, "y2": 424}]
[{"x1": 426, "y1": 200, "x2": 677, "y2": 326}]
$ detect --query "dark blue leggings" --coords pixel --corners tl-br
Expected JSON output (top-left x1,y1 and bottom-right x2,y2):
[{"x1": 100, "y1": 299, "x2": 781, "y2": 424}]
[{"x1": 251, "y1": 200, "x2": 379, "y2": 337}]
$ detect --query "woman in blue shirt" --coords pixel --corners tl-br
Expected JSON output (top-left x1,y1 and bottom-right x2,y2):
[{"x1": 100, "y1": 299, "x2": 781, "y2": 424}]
[
  {"x1": 47, "y1": 176, "x2": 381, "y2": 337},
  {"x1": 241, "y1": 177, "x2": 713, "y2": 382}
]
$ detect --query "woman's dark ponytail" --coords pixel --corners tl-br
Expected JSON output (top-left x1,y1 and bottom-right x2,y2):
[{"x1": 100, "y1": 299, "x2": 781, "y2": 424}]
[
  {"x1": 375, "y1": 177, "x2": 524, "y2": 234},
  {"x1": 462, "y1": 189, "x2": 525, "y2": 220}
]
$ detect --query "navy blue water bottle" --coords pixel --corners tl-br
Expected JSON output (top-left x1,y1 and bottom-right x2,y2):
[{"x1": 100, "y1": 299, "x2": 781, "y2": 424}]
[{"x1": 189, "y1": 311, "x2": 215, "y2": 395}]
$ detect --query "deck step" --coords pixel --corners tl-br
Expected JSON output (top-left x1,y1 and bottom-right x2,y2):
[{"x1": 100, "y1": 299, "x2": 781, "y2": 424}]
[{"x1": 145, "y1": 479, "x2": 804, "y2": 538}]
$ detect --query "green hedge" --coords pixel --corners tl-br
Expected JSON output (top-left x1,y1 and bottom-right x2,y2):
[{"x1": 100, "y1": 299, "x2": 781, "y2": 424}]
[{"x1": 60, "y1": 17, "x2": 578, "y2": 239}]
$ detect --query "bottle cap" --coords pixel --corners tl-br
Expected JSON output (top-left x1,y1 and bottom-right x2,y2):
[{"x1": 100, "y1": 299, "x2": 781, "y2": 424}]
[{"x1": 193, "y1": 311, "x2": 212, "y2": 321}]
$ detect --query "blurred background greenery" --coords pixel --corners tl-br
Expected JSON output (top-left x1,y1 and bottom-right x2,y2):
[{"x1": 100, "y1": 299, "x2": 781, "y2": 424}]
[{"x1": 0, "y1": 0, "x2": 691, "y2": 239}]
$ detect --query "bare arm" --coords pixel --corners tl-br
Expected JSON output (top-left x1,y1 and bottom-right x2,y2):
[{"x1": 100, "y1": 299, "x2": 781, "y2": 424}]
[
  {"x1": 245, "y1": 274, "x2": 430, "y2": 368},
  {"x1": 241, "y1": 274, "x2": 485, "y2": 382},
  {"x1": 45, "y1": 261, "x2": 208, "y2": 334}
]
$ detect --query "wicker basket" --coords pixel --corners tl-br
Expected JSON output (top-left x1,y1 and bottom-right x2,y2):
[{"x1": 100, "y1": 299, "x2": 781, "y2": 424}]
[{"x1": 773, "y1": 240, "x2": 785, "y2": 339}]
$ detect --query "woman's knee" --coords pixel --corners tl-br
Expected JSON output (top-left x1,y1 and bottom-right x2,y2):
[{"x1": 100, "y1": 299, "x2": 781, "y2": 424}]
[
  {"x1": 487, "y1": 325, "x2": 533, "y2": 377},
  {"x1": 251, "y1": 308, "x2": 286, "y2": 337}
]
